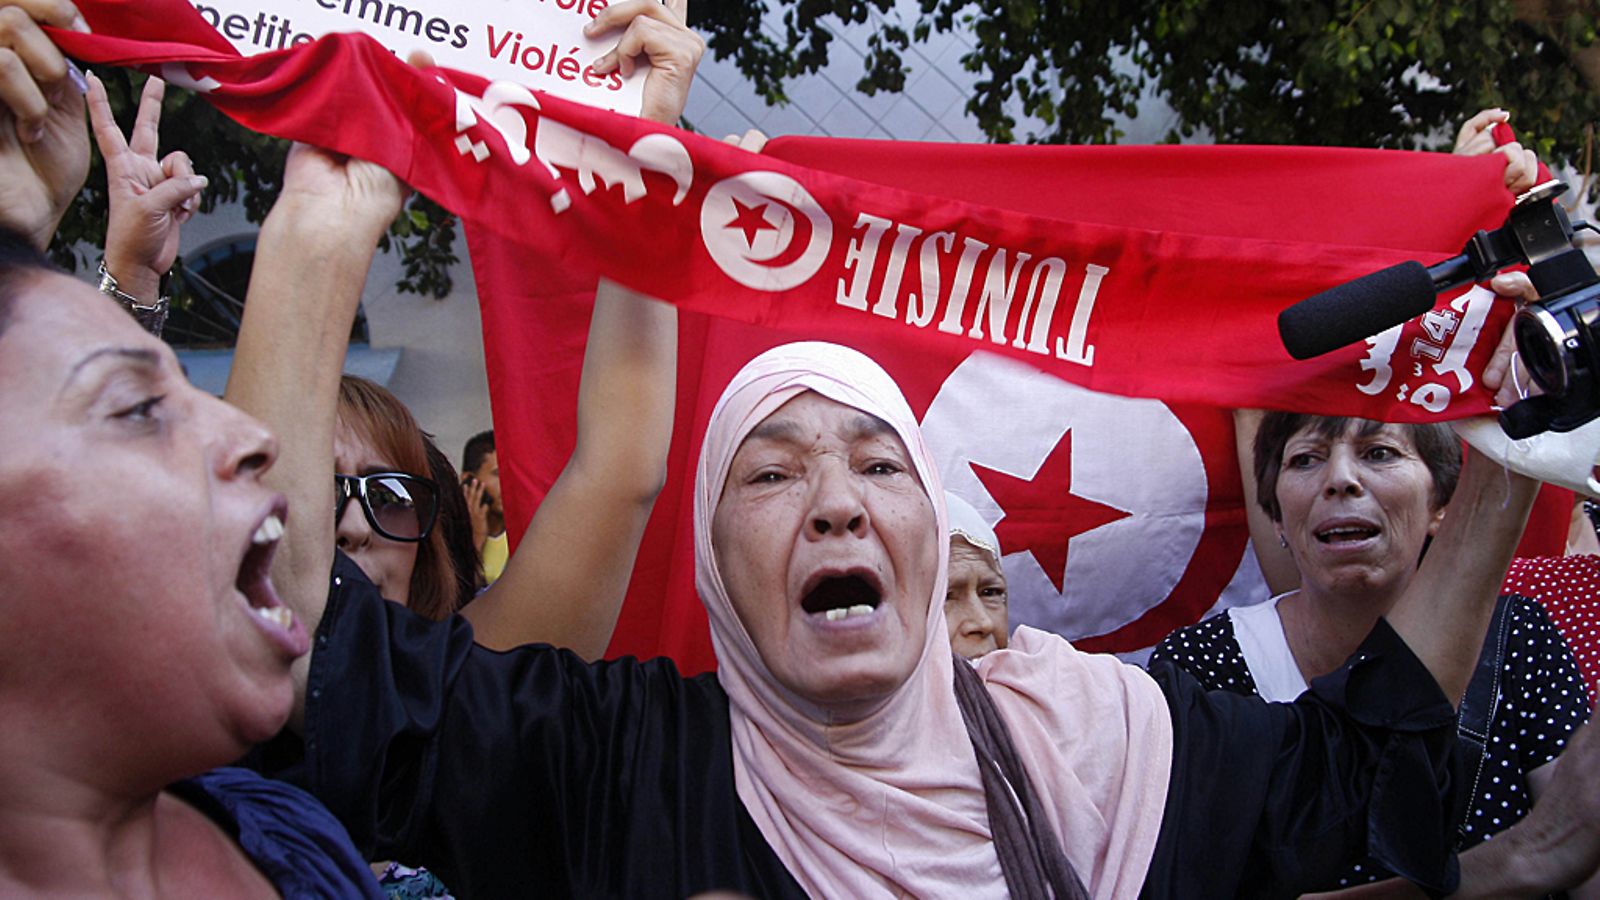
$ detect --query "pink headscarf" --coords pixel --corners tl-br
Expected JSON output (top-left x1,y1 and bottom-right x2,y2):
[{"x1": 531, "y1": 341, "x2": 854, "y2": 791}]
[{"x1": 694, "y1": 342, "x2": 1175, "y2": 898}]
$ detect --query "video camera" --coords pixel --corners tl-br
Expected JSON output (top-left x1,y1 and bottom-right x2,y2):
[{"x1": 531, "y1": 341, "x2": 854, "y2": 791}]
[{"x1": 1278, "y1": 180, "x2": 1600, "y2": 438}]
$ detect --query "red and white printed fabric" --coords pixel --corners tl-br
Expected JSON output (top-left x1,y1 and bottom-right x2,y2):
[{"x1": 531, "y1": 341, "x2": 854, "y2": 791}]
[{"x1": 57, "y1": 1, "x2": 1574, "y2": 672}]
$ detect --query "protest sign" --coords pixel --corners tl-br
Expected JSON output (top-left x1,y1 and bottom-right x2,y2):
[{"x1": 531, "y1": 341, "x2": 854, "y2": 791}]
[{"x1": 184, "y1": 0, "x2": 645, "y2": 112}]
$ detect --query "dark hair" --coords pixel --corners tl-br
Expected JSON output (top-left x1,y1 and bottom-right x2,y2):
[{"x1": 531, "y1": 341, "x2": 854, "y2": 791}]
[
  {"x1": 0, "y1": 226, "x2": 59, "y2": 340},
  {"x1": 425, "y1": 434, "x2": 483, "y2": 605},
  {"x1": 337, "y1": 375, "x2": 461, "y2": 621},
  {"x1": 462, "y1": 429, "x2": 496, "y2": 476},
  {"x1": 1253, "y1": 413, "x2": 1461, "y2": 523}
]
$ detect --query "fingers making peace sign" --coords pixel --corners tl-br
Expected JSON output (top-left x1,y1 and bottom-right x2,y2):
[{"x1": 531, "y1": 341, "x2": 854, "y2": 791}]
[{"x1": 86, "y1": 71, "x2": 208, "y2": 303}]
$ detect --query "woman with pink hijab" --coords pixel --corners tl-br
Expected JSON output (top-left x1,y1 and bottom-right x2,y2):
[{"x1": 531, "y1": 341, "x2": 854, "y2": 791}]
[{"x1": 260, "y1": 335, "x2": 1600, "y2": 898}]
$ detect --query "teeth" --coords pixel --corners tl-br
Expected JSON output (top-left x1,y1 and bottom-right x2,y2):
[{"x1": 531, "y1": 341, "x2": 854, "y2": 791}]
[
  {"x1": 846, "y1": 604, "x2": 875, "y2": 617},
  {"x1": 251, "y1": 598, "x2": 292, "y2": 627},
  {"x1": 252, "y1": 605, "x2": 293, "y2": 629},
  {"x1": 825, "y1": 608, "x2": 847, "y2": 621},
  {"x1": 253, "y1": 515, "x2": 284, "y2": 546},
  {"x1": 823, "y1": 605, "x2": 876, "y2": 622}
]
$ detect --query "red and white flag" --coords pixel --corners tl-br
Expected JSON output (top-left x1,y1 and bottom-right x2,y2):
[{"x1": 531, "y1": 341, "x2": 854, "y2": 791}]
[{"x1": 58, "y1": 2, "x2": 1575, "y2": 672}]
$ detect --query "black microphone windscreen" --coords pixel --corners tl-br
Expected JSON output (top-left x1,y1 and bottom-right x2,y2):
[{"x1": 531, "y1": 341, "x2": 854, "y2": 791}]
[{"x1": 1278, "y1": 261, "x2": 1438, "y2": 360}]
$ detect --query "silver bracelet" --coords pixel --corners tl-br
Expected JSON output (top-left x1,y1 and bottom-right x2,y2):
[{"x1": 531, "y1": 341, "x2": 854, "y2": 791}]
[{"x1": 97, "y1": 260, "x2": 170, "y2": 337}]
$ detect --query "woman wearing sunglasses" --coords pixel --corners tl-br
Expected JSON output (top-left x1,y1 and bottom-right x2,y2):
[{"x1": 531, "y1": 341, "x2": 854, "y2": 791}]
[
  {"x1": 332, "y1": 375, "x2": 455, "y2": 621},
  {"x1": 216, "y1": 0, "x2": 698, "y2": 660}
]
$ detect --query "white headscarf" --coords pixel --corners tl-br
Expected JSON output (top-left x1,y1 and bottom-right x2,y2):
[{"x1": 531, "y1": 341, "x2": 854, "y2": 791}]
[
  {"x1": 693, "y1": 342, "x2": 1174, "y2": 899},
  {"x1": 947, "y1": 490, "x2": 1002, "y2": 563}
]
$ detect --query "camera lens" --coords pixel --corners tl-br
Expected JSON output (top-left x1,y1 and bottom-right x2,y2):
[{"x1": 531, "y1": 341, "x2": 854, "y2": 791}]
[{"x1": 1513, "y1": 306, "x2": 1574, "y2": 396}]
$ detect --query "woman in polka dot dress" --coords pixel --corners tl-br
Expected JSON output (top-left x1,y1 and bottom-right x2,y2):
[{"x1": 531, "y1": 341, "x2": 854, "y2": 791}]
[
  {"x1": 1504, "y1": 551, "x2": 1600, "y2": 709},
  {"x1": 1151, "y1": 412, "x2": 1592, "y2": 896}
]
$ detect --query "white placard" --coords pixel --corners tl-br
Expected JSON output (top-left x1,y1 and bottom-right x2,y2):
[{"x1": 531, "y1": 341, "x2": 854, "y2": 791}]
[{"x1": 187, "y1": 0, "x2": 645, "y2": 113}]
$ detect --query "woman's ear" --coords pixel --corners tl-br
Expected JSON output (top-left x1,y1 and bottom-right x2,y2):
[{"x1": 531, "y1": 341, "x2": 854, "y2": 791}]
[{"x1": 1427, "y1": 504, "x2": 1448, "y2": 537}]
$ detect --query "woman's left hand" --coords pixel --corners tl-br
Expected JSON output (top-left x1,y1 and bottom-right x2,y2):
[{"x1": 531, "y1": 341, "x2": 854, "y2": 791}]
[{"x1": 586, "y1": 0, "x2": 704, "y2": 126}]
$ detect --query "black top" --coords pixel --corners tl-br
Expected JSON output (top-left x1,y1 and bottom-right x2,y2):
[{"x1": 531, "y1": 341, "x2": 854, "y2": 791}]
[
  {"x1": 253, "y1": 554, "x2": 1464, "y2": 899},
  {"x1": 1151, "y1": 595, "x2": 1590, "y2": 890}
]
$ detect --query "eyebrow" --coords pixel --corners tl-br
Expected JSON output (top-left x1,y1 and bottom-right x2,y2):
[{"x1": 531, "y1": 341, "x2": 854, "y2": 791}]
[
  {"x1": 744, "y1": 411, "x2": 896, "y2": 445},
  {"x1": 61, "y1": 347, "x2": 162, "y2": 395}
]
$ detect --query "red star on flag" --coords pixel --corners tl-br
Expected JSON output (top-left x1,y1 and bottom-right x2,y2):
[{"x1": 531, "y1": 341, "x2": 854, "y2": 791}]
[
  {"x1": 725, "y1": 198, "x2": 778, "y2": 247},
  {"x1": 972, "y1": 431, "x2": 1132, "y2": 594}
]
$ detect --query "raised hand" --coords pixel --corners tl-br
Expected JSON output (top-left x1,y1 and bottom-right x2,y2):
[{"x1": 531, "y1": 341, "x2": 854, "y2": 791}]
[
  {"x1": 87, "y1": 72, "x2": 207, "y2": 303},
  {"x1": 722, "y1": 129, "x2": 768, "y2": 152},
  {"x1": 277, "y1": 141, "x2": 407, "y2": 237},
  {"x1": 585, "y1": 0, "x2": 704, "y2": 125},
  {"x1": 1453, "y1": 108, "x2": 1509, "y2": 157},
  {"x1": 0, "y1": 0, "x2": 90, "y2": 249},
  {"x1": 1452, "y1": 108, "x2": 1540, "y2": 195}
]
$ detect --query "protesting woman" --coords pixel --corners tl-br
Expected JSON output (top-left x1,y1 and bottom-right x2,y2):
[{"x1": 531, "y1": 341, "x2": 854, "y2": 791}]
[
  {"x1": 1152, "y1": 403, "x2": 1592, "y2": 897},
  {"x1": 104, "y1": 0, "x2": 695, "y2": 657},
  {"x1": 0, "y1": 4, "x2": 386, "y2": 893},
  {"x1": 256, "y1": 326, "x2": 1600, "y2": 897}
]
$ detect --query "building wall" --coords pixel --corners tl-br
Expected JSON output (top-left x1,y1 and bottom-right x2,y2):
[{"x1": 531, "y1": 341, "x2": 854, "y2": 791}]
[
  {"x1": 358, "y1": 238, "x2": 490, "y2": 465},
  {"x1": 172, "y1": 193, "x2": 492, "y2": 466},
  {"x1": 682, "y1": 1, "x2": 1177, "y2": 145}
]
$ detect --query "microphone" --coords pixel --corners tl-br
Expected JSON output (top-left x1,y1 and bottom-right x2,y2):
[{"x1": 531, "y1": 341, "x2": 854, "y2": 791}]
[
  {"x1": 1278, "y1": 255, "x2": 1481, "y2": 360},
  {"x1": 1274, "y1": 178, "x2": 1599, "y2": 438}
]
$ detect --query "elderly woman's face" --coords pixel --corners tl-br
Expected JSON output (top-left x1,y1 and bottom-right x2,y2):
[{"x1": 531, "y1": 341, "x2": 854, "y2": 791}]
[
  {"x1": 0, "y1": 275, "x2": 303, "y2": 765},
  {"x1": 713, "y1": 391, "x2": 939, "y2": 713},
  {"x1": 945, "y1": 537, "x2": 1008, "y2": 659},
  {"x1": 1275, "y1": 421, "x2": 1444, "y2": 601}
]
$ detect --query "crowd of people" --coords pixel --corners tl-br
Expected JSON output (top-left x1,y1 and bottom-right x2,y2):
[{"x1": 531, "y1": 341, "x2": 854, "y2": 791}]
[{"x1": 1, "y1": 0, "x2": 1598, "y2": 896}]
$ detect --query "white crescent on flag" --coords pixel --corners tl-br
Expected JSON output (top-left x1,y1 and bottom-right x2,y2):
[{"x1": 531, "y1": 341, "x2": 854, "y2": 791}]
[
  {"x1": 700, "y1": 172, "x2": 834, "y2": 291},
  {"x1": 922, "y1": 351, "x2": 1265, "y2": 646}
]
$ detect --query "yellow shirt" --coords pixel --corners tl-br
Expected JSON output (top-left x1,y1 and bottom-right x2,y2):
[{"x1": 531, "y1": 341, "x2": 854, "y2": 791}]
[{"x1": 481, "y1": 531, "x2": 509, "y2": 584}]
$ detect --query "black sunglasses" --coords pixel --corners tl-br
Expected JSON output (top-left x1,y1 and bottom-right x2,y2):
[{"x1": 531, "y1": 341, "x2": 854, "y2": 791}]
[{"x1": 334, "y1": 472, "x2": 440, "y2": 542}]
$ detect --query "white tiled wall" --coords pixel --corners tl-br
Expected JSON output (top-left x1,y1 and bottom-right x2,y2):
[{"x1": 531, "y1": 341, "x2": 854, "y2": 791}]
[{"x1": 683, "y1": 1, "x2": 1177, "y2": 145}]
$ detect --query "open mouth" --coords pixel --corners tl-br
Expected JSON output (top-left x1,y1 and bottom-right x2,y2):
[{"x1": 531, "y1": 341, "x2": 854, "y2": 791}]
[
  {"x1": 1315, "y1": 522, "x2": 1380, "y2": 544},
  {"x1": 800, "y1": 572, "x2": 883, "y2": 621},
  {"x1": 238, "y1": 512, "x2": 292, "y2": 630}
]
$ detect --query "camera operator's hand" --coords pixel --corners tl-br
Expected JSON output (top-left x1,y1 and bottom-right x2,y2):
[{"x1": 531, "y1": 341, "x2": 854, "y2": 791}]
[
  {"x1": 1457, "y1": 272, "x2": 1600, "y2": 495},
  {"x1": 1453, "y1": 108, "x2": 1540, "y2": 195},
  {"x1": 1483, "y1": 271, "x2": 1540, "y2": 409}
]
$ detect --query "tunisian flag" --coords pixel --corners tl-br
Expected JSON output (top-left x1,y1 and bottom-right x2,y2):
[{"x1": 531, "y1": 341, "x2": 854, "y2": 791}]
[
  {"x1": 474, "y1": 141, "x2": 1573, "y2": 672},
  {"x1": 57, "y1": 3, "x2": 1574, "y2": 673}
]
